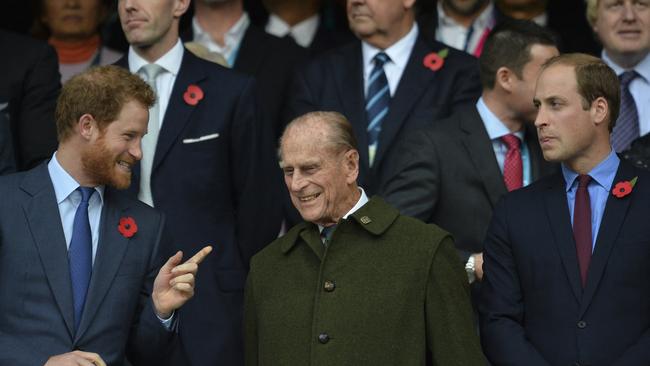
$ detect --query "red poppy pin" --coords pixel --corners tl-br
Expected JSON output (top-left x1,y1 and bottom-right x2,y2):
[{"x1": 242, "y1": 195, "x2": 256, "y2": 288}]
[
  {"x1": 612, "y1": 176, "x2": 638, "y2": 198},
  {"x1": 423, "y1": 48, "x2": 449, "y2": 72},
  {"x1": 118, "y1": 217, "x2": 138, "y2": 238},
  {"x1": 183, "y1": 84, "x2": 204, "y2": 106}
]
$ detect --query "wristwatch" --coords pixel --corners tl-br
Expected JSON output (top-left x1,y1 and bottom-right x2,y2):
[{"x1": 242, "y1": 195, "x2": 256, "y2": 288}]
[{"x1": 465, "y1": 255, "x2": 476, "y2": 284}]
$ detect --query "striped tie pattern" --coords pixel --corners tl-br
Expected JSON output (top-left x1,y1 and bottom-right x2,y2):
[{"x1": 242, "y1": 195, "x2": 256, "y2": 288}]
[
  {"x1": 366, "y1": 52, "x2": 391, "y2": 167},
  {"x1": 612, "y1": 71, "x2": 640, "y2": 152}
]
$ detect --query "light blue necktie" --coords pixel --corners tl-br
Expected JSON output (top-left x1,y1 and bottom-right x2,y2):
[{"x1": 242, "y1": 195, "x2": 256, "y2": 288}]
[
  {"x1": 366, "y1": 52, "x2": 391, "y2": 166},
  {"x1": 68, "y1": 186, "x2": 94, "y2": 332},
  {"x1": 612, "y1": 71, "x2": 640, "y2": 152}
]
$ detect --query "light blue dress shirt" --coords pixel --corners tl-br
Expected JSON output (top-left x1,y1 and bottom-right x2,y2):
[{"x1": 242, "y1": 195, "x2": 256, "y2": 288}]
[
  {"x1": 47, "y1": 152, "x2": 174, "y2": 328},
  {"x1": 562, "y1": 150, "x2": 620, "y2": 251},
  {"x1": 476, "y1": 98, "x2": 532, "y2": 186}
]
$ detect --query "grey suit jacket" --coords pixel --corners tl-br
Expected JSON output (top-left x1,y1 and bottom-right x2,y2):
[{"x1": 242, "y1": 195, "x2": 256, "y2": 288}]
[
  {"x1": 379, "y1": 106, "x2": 557, "y2": 262},
  {"x1": 0, "y1": 164, "x2": 174, "y2": 366}
]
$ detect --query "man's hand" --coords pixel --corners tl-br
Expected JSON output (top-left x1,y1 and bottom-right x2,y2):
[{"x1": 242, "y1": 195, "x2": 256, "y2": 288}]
[
  {"x1": 152, "y1": 246, "x2": 213, "y2": 318},
  {"x1": 474, "y1": 253, "x2": 484, "y2": 281},
  {"x1": 45, "y1": 351, "x2": 106, "y2": 366}
]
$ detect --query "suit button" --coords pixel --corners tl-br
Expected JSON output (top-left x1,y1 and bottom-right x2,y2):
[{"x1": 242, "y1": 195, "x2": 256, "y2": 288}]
[
  {"x1": 577, "y1": 320, "x2": 587, "y2": 329},
  {"x1": 324, "y1": 280, "x2": 336, "y2": 292},
  {"x1": 318, "y1": 333, "x2": 330, "y2": 344}
]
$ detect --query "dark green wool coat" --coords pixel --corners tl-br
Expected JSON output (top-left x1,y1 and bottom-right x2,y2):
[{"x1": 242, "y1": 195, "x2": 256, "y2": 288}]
[{"x1": 244, "y1": 197, "x2": 485, "y2": 365}]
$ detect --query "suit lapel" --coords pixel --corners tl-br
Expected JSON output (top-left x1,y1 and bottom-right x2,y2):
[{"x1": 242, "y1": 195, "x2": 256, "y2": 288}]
[
  {"x1": 543, "y1": 173, "x2": 583, "y2": 302},
  {"x1": 460, "y1": 107, "x2": 507, "y2": 207},
  {"x1": 233, "y1": 26, "x2": 268, "y2": 74},
  {"x1": 21, "y1": 164, "x2": 75, "y2": 338},
  {"x1": 579, "y1": 161, "x2": 635, "y2": 316},
  {"x1": 153, "y1": 49, "x2": 207, "y2": 172},
  {"x1": 374, "y1": 37, "x2": 439, "y2": 168},
  {"x1": 75, "y1": 188, "x2": 131, "y2": 342},
  {"x1": 333, "y1": 43, "x2": 368, "y2": 171}
]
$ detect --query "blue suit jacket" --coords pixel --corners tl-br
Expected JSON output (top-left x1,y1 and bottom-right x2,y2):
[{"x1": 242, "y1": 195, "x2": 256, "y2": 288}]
[
  {"x1": 287, "y1": 36, "x2": 481, "y2": 194},
  {"x1": 117, "y1": 48, "x2": 281, "y2": 366},
  {"x1": 0, "y1": 164, "x2": 173, "y2": 366},
  {"x1": 480, "y1": 159, "x2": 650, "y2": 366}
]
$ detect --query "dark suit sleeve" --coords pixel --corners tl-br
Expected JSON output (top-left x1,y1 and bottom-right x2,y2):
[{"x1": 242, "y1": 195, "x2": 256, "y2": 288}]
[
  {"x1": 380, "y1": 129, "x2": 438, "y2": 222},
  {"x1": 426, "y1": 235, "x2": 485, "y2": 365},
  {"x1": 479, "y1": 197, "x2": 551, "y2": 366},
  {"x1": 446, "y1": 52, "x2": 482, "y2": 114},
  {"x1": 126, "y1": 213, "x2": 176, "y2": 364},
  {"x1": 611, "y1": 333, "x2": 650, "y2": 365},
  {"x1": 14, "y1": 42, "x2": 60, "y2": 170},
  {"x1": 231, "y1": 78, "x2": 281, "y2": 265},
  {"x1": 286, "y1": 65, "x2": 319, "y2": 121},
  {"x1": 0, "y1": 112, "x2": 16, "y2": 175}
]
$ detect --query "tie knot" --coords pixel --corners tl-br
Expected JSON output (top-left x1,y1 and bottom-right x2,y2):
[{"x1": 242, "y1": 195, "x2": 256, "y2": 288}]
[
  {"x1": 321, "y1": 225, "x2": 337, "y2": 242},
  {"x1": 77, "y1": 187, "x2": 95, "y2": 203},
  {"x1": 140, "y1": 63, "x2": 165, "y2": 83},
  {"x1": 577, "y1": 174, "x2": 591, "y2": 189},
  {"x1": 501, "y1": 134, "x2": 520, "y2": 150},
  {"x1": 619, "y1": 70, "x2": 639, "y2": 88},
  {"x1": 374, "y1": 52, "x2": 390, "y2": 67}
]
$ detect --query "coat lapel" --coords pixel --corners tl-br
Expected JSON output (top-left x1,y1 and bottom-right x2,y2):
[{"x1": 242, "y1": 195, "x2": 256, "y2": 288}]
[
  {"x1": 543, "y1": 173, "x2": 583, "y2": 302},
  {"x1": 21, "y1": 164, "x2": 75, "y2": 338},
  {"x1": 153, "y1": 49, "x2": 207, "y2": 172},
  {"x1": 75, "y1": 188, "x2": 131, "y2": 342},
  {"x1": 233, "y1": 26, "x2": 268, "y2": 74},
  {"x1": 333, "y1": 43, "x2": 368, "y2": 173},
  {"x1": 374, "y1": 37, "x2": 439, "y2": 168},
  {"x1": 579, "y1": 161, "x2": 635, "y2": 316},
  {"x1": 460, "y1": 107, "x2": 507, "y2": 207}
]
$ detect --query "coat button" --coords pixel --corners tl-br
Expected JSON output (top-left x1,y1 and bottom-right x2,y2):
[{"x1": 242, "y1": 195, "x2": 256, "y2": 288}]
[
  {"x1": 577, "y1": 320, "x2": 587, "y2": 329},
  {"x1": 318, "y1": 333, "x2": 330, "y2": 344},
  {"x1": 324, "y1": 280, "x2": 336, "y2": 292}
]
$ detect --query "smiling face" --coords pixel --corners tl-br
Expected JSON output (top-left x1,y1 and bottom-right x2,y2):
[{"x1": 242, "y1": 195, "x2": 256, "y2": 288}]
[
  {"x1": 593, "y1": 0, "x2": 650, "y2": 65},
  {"x1": 280, "y1": 122, "x2": 359, "y2": 226},
  {"x1": 81, "y1": 100, "x2": 148, "y2": 189},
  {"x1": 42, "y1": 0, "x2": 106, "y2": 41}
]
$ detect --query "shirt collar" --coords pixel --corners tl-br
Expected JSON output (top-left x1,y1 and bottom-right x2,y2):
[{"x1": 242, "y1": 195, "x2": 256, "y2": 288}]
[
  {"x1": 561, "y1": 149, "x2": 620, "y2": 192},
  {"x1": 191, "y1": 12, "x2": 250, "y2": 54},
  {"x1": 266, "y1": 13, "x2": 320, "y2": 48},
  {"x1": 476, "y1": 97, "x2": 525, "y2": 141},
  {"x1": 47, "y1": 152, "x2": 105, "y2": 205},
  {"x1": 128, "y1": 38, "x2": 184, "y2": 77},
  {"x1": 437, "y1": 1, "x2": 495, "y2": 29},
  {"x1": 602, "y1": 50, "x2": 650, "y2": 82},
  {"x1": 362, "y1": 23, "x2": 419, "y2": 72},
  {"x1": 318, "y1": 187, "x2": 369, "y2": 233}
]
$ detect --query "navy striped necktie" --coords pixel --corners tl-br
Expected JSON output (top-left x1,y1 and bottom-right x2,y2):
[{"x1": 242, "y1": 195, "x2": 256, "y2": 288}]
[
  {"x1": 612, "y1": 70, "x2": 640, "y2": 152},
  {"x1": 366, "y1": 52, "x2": 391, "y2": 166}
]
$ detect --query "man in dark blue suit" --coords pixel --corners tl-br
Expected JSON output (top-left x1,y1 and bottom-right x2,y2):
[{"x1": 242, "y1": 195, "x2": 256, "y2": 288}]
[
  {"x1": 480, "y1": 53, "x2": 650, "y2": 365},
  {"x1": 0, "y1": 65, "x2": 211, "y2": 366},
  {"x1": 288, "y1": 0, "x2": 482, "y2": 195},
  {"x1": 116, "y1": 0, "x2": 281, "y2": 365}
]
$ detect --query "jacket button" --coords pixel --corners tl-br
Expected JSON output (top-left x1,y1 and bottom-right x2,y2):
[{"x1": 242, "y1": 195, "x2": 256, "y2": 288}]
[
  {"x1": 324, "y1": 280, "x2": 336, "y2": 292},
  {"x1": 577, "y1": 320, "x2": 587, "y2": 329},
  {"x1": 318, "y1": 333, "x2": 330, "y2": 344}
]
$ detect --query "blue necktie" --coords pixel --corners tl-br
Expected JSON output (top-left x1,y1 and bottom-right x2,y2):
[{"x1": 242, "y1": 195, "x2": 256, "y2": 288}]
[
  {"x1": 612, "y1": 71, "x2": 640, "y2": 152},
  {"x1": 366, "y1": 52, "x2": 391, "y2": 166},
  {"x1": 69, "y1": 186, "x2": 95, "y2": 332}
]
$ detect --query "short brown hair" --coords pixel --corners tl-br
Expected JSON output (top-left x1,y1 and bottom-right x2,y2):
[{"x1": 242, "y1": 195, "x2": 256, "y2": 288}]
[
  {"x1": 55, "y1": 65, "x2": 155, "y2": 142},
  {"x1": 542, "y1": 53, "x2": 620, "y2": 131},
  {"x1": 279, "y1": 111, "x2": 359, "y2": 159}
]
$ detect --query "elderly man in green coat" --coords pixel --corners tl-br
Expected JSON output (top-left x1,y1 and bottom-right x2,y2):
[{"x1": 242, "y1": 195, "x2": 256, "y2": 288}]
[{"x1": 244, "y1": 111, "x2": 485, "y2": 365}]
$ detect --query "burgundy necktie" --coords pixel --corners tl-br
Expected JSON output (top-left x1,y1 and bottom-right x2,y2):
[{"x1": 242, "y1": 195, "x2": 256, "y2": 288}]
[
  {"x1": 573, "y1": 174, "x2": 592, "y2": 287},
  {"x1": 501, "y1": 134, "x2": 523, "y2": 191}
]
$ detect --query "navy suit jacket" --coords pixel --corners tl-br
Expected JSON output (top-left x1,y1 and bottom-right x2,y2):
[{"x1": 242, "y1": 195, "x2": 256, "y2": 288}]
[
  {"x1": 117, "y1": 48, "x2": 281, "y2": 366},
  {"x1": 288, "y1": 35, "x2": 481, "y2": 194},
  {"x1": 480, "y1": 159, "x2": 650, "y2": 366},
  {"x1": 0, "y1": 164, "x2": 173, "y2": 366}
]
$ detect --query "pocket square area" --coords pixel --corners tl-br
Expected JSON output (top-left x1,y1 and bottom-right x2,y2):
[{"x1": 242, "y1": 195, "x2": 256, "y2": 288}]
[{"x1": 182, "y1": 133, "x2": 220, "y2": 144}]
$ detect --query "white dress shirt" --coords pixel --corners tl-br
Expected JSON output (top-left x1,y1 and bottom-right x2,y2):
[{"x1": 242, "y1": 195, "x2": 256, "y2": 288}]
[
  {"x1": 192, "y1": 12, "x2": 250, "y2": 67},
  {"x1": 128, "y1": 40, "x2": 184, "y2": 130},
  {"x1": 318, "y1": 188, "x2": 369, "y2": 234},
  {"x1": 436, "y1": 1, "x2": 496, "y2": 55},
  {"x1": 48, "y1": 152, "x2": 105, "y2": 263},
  {"x1": 265, "y1": 13, "x2": 319, "y2": 48},
  {"x1": 602, "y1": 51, "x2": 650, "y2": 136},
  {"x1": 362, "y1": 23, "x2": 419, "y2": 97}
]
